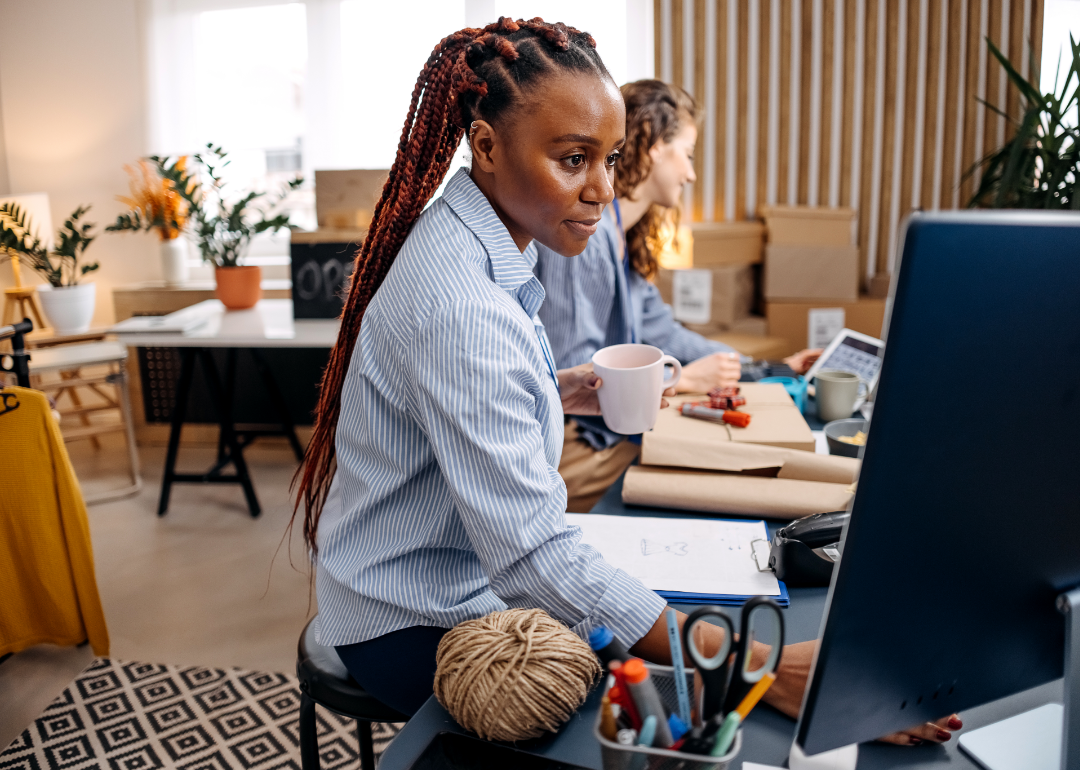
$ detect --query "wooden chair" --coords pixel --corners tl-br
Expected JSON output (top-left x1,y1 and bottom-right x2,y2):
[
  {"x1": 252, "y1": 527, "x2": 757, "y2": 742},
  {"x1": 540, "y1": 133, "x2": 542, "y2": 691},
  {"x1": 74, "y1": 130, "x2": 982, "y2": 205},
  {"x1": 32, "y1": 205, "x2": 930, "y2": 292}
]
[{"x1": 28, "y1": 341, "x2": 142, "y2": 504}]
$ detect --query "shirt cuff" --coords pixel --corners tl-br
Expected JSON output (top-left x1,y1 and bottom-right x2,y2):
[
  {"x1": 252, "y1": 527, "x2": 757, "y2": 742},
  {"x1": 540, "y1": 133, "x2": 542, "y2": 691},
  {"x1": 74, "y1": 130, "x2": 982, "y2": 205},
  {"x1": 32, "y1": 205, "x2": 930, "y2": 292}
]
[{"x1": 570, "y1": 568, "x2": 667, "y2": 650}]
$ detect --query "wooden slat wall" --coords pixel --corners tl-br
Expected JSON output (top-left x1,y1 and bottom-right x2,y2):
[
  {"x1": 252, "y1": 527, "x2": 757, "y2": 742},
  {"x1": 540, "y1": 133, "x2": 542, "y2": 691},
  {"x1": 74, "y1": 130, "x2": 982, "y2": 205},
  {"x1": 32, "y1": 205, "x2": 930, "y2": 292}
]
[{"x1": 655, "y1": 0, "x2": 1044, "y2": 279}]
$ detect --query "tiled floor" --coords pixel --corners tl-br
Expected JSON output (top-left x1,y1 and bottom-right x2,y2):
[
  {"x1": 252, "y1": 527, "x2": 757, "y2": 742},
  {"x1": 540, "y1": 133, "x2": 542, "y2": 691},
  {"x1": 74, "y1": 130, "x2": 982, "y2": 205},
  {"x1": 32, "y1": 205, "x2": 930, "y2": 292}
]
[{"x1": 0, "y1": 432, "x2": 315, "y2": 750}]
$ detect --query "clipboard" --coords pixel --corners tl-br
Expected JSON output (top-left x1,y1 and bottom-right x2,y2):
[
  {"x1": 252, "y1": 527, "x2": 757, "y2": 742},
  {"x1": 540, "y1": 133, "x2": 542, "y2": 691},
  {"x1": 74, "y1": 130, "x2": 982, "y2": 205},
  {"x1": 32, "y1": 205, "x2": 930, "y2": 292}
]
[{"x1": 566, "y1": 513, "x2": 790, "y2": 607}]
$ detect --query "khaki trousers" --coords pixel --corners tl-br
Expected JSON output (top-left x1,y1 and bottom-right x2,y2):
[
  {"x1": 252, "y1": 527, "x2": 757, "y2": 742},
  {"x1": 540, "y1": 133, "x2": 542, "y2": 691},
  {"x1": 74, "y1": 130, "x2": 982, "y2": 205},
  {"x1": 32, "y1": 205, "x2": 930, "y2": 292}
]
[{"x1": 559, "y1": 420, "x2": 640, "y2": 513}]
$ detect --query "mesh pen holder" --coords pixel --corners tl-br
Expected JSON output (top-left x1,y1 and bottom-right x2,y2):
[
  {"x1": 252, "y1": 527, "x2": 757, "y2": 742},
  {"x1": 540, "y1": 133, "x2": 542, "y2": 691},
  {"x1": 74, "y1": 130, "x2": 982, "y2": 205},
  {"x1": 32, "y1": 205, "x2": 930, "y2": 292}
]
[{"x1": 594, "y1": 662, "x2": 742, "y2": 770}]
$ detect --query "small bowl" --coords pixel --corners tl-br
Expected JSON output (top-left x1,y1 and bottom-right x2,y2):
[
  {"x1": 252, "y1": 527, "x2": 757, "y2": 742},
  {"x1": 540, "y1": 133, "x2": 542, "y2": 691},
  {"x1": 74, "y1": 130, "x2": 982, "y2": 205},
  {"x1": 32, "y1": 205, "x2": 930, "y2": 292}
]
[{"x1": 824, "y1": 418, "x2": 869, "y2": 459}]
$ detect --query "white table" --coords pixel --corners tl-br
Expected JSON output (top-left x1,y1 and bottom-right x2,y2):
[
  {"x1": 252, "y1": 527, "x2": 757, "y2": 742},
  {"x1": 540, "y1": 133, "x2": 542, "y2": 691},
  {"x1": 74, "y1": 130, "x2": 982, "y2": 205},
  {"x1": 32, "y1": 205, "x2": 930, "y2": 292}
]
[
  {"x1": 115, "y1": 300, "x2": 339, "y2": 517},
  {"x1": 115, "y1": 299, "x2": 338, "y2": 348}
]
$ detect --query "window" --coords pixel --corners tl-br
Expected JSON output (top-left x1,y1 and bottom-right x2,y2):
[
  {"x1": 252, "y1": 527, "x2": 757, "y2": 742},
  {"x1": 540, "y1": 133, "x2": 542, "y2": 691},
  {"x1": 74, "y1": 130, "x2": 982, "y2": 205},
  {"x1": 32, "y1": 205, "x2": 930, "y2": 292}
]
[{"x1": 144, "y1": 0, "x2": 649, "y2": 272}]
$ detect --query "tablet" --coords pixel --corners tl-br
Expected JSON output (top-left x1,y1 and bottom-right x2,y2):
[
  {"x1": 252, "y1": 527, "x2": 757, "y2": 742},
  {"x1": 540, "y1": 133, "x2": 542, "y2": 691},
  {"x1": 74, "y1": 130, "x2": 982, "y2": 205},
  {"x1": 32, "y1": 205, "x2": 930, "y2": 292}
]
[{"x1": 803, "y1": 328, "x2": 885, "y2": 396}]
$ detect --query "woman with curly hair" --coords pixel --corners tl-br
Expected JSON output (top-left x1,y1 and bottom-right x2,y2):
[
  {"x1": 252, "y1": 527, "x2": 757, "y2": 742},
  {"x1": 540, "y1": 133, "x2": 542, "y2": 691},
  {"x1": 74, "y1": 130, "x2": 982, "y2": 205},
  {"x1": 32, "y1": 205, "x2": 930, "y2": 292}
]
[{"x1": 534, "y1": 80, "x2": 742, "y2": 512}]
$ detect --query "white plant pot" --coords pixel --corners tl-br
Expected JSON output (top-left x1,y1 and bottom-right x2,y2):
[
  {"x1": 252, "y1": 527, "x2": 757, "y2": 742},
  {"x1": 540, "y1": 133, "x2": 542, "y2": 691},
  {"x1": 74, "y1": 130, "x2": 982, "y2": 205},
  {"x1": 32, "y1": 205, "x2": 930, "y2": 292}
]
[
  {"x1": 161, "y1": 238, "x2": 190, "y2": 286},
  {"x1": 37, "y1": 282, "x2": 97, "y2": 335}
]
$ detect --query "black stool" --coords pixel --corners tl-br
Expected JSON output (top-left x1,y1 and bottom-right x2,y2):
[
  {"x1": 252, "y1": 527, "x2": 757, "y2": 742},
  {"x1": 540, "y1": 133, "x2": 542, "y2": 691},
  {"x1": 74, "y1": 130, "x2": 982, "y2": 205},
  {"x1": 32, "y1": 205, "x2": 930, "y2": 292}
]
[{"x1": 296, "y1": 617, "x2": 410, "y2": 770}]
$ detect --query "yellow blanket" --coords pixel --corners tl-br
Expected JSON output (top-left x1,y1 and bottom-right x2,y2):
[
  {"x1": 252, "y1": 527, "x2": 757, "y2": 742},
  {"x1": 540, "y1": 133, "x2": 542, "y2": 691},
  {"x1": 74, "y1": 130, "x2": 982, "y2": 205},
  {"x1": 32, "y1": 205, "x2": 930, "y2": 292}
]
[{"x1": 0, "y1": 386, "x2": 109, "y2": 656}]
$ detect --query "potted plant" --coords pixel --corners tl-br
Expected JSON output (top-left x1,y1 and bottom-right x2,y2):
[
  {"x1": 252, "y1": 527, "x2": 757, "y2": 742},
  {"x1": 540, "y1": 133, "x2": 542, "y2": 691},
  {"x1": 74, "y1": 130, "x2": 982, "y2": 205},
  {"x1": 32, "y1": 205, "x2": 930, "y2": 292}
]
[
  {"x1": 106, "y1": 157, "x2": 192, "y2": 285},
  {"x1": 145, "y1": 144, "x2": 302, "y2": 310},
  {"x1": 0, "y1": 203, "x2": 100, "y2": 334},
  {"x1": 968, "y1": 36, "x2": 1080, "y2": 208}
]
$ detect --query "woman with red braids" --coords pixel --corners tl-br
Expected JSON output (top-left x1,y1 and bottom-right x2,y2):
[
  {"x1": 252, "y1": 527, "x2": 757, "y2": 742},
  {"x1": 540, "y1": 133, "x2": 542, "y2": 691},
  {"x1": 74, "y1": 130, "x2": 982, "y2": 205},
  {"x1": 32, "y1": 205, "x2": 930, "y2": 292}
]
[{"x1": 290, "y1": 16, "x2": 957, "y2": 746}]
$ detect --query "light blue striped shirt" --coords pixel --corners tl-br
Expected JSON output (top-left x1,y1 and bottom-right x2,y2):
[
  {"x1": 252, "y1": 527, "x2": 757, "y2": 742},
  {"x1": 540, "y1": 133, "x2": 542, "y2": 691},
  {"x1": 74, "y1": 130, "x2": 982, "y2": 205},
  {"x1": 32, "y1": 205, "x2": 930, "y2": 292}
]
[
  {"x1": 535, "y1": 207, "x2": 735, "y2": 449},
  {"x1": 315, "y1": 169, "x2": 666, "y2": 648}
]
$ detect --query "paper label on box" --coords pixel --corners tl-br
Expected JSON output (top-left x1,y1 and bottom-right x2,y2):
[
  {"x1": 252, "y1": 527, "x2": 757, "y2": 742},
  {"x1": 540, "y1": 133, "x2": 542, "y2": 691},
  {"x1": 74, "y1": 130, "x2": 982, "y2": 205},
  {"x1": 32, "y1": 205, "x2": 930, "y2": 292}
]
[
  {"x1": 672, "y1": 269, "x2": 712, "y2": 324},
  {"x1": 808, "y1": 307, "x2": 845, "y2": 348}
]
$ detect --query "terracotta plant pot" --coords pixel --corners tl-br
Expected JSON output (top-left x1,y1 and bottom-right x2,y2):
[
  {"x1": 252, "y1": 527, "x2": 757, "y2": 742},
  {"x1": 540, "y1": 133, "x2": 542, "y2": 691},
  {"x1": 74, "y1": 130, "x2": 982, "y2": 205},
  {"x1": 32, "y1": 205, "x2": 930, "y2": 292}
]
[{"x1": 214, "y1": 265, "x2": 262, "y2": 310}]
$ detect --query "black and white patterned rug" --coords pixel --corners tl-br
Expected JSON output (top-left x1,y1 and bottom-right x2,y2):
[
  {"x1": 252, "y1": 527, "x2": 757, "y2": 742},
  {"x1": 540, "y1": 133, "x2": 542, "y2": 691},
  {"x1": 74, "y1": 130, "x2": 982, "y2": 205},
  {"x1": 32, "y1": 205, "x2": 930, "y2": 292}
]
[{"x1": 0, "y1": 659, "x2": 402, "y2": 770}]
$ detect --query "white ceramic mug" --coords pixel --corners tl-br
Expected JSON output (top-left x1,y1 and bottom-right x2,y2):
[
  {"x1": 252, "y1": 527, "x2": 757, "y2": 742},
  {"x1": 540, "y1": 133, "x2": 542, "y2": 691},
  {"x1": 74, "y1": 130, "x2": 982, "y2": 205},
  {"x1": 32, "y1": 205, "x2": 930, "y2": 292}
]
[{"x1": 591, "y1": 344, "x2": 682, "y2": 435}]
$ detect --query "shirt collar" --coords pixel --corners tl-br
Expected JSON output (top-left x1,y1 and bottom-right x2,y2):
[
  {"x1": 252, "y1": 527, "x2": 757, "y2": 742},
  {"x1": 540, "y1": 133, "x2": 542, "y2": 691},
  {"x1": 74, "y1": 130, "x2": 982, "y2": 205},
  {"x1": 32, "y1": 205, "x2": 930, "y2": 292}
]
[{"x1": 442, "y1": 168, "x2": 539, "y2": 295}]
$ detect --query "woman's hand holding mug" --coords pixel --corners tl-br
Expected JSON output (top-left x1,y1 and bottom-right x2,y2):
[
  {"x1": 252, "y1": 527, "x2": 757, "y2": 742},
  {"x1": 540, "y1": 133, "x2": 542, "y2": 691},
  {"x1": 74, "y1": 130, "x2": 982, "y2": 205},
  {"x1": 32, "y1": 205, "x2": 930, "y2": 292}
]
[{"x1": 590, "y1": 344, "x2": 682, "y2": 434}]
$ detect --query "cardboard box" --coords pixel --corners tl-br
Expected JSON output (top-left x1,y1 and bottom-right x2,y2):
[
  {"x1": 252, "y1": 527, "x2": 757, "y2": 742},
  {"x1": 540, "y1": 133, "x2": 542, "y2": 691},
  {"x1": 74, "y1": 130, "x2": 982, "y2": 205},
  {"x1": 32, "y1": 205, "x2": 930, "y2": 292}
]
[
  {"x1": 690, "y1": 221, "x2": 765, "y2": 266},
  {"x1": 706, "y1": 330, "x2": 791, "y2": 361},
  {"x1": 759, "y1": 205, "x2": 855, "y2": 246},
  {"x1": 315, "y1": 169, "x2": 388, "y2": 229},
  {"x1": 656, "y1": 265, "x2": 755, "y2": 332},
  {"x1": 764, "y1": 244, "x2": 860, "y2": 301},
  {"x1": 866, "y1": 271, "x2": 892, "y2": 298},
  {"x1": 766, "y1": 297, "x2": 887, "y2": 356}
]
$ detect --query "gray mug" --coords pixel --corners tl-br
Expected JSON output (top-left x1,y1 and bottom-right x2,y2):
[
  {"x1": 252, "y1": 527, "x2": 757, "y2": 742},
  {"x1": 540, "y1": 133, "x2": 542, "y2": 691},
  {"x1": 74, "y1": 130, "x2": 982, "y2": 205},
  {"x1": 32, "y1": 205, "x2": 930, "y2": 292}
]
[{"x1": 815, "y1": 369, "x2": 861, "y2": 422}]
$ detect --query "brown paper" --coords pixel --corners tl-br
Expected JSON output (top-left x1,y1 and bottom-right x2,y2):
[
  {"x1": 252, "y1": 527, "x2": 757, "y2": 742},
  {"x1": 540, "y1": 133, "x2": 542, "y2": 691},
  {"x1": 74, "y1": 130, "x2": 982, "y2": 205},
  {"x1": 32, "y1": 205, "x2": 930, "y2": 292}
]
[
  {"x1": 622, "y1": 466, "x2": 854, "y2": 520},
  {"x1": 641, "y1": 432, "x2": 859, "y2": 484},
  {"x1": 648, "y1": 386, "x2": 816, "y2": 453}
]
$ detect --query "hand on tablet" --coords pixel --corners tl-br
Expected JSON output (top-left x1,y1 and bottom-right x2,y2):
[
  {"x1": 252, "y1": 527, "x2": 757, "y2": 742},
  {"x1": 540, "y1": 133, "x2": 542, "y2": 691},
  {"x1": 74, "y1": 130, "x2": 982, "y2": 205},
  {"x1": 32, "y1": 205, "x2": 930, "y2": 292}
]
[{"x1": 783, "y1": 348, "x2": 824, "y2": 375}]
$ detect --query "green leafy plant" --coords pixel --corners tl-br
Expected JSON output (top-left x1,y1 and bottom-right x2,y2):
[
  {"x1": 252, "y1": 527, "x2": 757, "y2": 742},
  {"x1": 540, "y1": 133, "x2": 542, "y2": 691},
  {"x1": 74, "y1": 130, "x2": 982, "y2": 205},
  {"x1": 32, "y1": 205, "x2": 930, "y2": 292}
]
[
  {"x1": 0, "y1": 203, "x2": 99, "y2": 286},
  {"x1": 130, "y1": 144, "x2": 303, "y2": 268},
  {"x1": 968, "y1": 37, "x2": 1080, "y2": 209}
]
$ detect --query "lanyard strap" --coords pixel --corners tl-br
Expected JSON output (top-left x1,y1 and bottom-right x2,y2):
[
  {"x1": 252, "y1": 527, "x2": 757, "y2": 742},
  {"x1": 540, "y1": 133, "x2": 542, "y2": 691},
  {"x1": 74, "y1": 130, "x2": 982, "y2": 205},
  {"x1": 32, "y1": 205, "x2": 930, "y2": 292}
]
[
  {"x1": 536, "y1": 325, "x2": 561, "y2": 396},
  {"x1": 611, "y1": 199, "x2": 637, "y2": 344}
]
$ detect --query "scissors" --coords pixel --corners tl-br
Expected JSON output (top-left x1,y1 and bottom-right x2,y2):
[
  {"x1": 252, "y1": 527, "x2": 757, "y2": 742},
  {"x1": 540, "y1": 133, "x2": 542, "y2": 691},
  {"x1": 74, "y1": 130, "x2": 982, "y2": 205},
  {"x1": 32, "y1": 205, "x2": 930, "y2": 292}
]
[{"x1": 681, "y1": 597, "x2": 786, "y2": 725}]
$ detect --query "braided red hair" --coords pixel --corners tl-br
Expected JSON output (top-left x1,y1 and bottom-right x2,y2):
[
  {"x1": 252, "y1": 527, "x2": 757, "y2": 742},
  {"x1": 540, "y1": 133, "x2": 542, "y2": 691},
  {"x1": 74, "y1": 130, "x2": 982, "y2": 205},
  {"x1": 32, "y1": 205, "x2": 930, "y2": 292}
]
[{"x1": 292, "y1": 17, "x2": 606, "y2": 552}]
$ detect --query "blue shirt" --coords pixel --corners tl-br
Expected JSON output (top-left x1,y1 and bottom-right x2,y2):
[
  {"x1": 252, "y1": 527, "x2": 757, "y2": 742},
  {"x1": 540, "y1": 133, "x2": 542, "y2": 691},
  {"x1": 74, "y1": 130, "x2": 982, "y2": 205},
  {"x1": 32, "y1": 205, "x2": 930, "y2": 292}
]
[
  {"x1": 535, "y1": 206, "x2": 735, "y2": 449},
  {"x1": 315, "y1": 169, "x2": 666, "y2": 648}
]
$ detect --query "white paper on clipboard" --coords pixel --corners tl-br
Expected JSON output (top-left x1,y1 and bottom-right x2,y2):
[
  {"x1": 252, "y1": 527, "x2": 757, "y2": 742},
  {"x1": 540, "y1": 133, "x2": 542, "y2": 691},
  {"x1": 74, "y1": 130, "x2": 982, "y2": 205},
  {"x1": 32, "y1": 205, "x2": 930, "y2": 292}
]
[{"x1": 565, "y1": 513, "x2": 781, "y2": 597}]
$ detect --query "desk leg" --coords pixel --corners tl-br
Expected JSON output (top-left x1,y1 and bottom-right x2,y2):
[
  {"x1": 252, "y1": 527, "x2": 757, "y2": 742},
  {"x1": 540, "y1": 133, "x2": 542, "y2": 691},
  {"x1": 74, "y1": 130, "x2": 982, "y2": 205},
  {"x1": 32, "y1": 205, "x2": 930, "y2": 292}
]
[
  {"x1": 199, "y1": 349, "x2": 261, "y2": 518},
  {"x1": 250, "y1": 348, "x2": 305, "y2": 462},
  {"x1": 158, "y1": 348, "x2": 195, "y2": 516},
  {"x1": 218, "y1": 349, "x2": 238, "y2": 465}
]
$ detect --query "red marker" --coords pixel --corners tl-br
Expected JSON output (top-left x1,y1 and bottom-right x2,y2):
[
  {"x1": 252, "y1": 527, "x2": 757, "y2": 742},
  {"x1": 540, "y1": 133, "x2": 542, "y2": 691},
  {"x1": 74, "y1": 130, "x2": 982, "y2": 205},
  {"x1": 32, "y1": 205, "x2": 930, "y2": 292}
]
[{"x1": 681, "y1": 403, "x2": 752, "y2": 427}]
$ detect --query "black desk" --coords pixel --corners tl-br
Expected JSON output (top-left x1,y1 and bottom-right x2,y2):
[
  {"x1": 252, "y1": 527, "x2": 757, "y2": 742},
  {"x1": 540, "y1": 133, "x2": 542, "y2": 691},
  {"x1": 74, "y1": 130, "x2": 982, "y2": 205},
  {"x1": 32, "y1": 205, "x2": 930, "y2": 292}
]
[{"x1": 378, "y1": 476, "x2": 1062, "y2": 769}]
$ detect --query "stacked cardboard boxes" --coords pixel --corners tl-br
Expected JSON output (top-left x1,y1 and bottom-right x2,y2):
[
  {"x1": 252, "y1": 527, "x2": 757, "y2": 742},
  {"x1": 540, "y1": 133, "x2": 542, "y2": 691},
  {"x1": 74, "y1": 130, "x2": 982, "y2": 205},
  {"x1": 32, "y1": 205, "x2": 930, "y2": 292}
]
[
  {"x1": 655, "y1": 221, "x2": 765, "y2": 335},
  {"x1": 759, "y1": 206, "x2": 883, "y2": 355}
]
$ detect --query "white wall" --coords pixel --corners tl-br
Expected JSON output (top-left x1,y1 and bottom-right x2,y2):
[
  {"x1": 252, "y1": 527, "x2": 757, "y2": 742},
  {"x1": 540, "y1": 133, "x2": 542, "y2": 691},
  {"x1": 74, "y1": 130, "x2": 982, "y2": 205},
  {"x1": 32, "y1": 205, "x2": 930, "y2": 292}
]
[
  {"x1": 0, "y1": 0, "x2": 158, "y2": 326},
  {"x1": 0, "y1": 0, "x2": 654, "y2": 327},
  {"x1": 0, "y1": 73, "x2": 10, "y2": 196}
]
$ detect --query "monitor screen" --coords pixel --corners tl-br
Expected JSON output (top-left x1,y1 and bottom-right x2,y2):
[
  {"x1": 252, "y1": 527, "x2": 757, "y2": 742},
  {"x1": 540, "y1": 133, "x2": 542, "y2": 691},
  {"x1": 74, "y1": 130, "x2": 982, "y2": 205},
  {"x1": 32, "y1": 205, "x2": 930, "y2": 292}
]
[{"x1": 796, "y1": 211, "x2": 1080, "y2": 755}]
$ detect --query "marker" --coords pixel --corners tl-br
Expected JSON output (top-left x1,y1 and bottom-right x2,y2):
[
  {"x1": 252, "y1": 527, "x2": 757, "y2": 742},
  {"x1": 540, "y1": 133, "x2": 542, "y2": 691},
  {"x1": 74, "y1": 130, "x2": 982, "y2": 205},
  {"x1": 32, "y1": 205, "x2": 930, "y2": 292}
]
[
  {"x1": 668, "y1": 712, "x2": 689, "y2": 742},
  {"x1": 665, "y1": 608, "x2": 692, "y2": 726},
  {"x1": 623, "y1": 659, "x2": 675, "y2": 747},
  {"x1": 589, "y1": 626, "x2": 631, "y2": 667},
  {"x1": 600, "y1": 695, "x2": 618, "y2": 741},
  {"x1": 637, "y1": 715, "x2": 657, "y2": 747},
  {"x1": 710, "y1": 674, "x2": 777, "y2": 757},
  {"x1": 608, "y1": 662, "x2": 641, "y2": 728},
  {"x1": 710, "y1": 712, "x2": 741, "y2": 757},
  {"x1": 616, "y1": 729, "x2": 637, "y2": 745}
]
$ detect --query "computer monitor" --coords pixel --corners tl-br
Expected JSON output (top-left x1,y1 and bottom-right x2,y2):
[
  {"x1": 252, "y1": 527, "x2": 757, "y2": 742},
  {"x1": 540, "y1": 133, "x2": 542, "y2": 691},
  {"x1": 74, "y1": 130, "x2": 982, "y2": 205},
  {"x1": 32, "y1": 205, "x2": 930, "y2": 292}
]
[{"x1": 794, "y1": 211, "x2": 1080, "y2": 766}]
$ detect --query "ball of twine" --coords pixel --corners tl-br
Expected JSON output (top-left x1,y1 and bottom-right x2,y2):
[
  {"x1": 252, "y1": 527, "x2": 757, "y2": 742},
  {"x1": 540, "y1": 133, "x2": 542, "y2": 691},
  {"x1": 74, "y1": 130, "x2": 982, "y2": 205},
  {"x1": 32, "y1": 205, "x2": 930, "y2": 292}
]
[{"x1": 433, "y1": 608, "x2": 601, "y2": 742}]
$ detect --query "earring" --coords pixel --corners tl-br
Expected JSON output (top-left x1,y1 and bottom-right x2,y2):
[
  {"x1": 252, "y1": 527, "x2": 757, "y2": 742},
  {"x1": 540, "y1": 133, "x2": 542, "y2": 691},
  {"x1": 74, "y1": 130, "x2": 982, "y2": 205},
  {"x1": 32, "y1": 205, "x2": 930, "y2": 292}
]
[{"x1": 469, "y1": 121, "x2": 478, "y2": 139}]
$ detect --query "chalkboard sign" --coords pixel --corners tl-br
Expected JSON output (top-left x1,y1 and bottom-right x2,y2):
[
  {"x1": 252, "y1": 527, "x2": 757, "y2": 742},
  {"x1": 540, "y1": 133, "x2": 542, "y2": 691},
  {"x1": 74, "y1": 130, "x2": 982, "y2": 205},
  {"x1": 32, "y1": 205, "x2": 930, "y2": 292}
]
[{"x1": 290, "y1": 230, "x2": 364, "y2": 318}]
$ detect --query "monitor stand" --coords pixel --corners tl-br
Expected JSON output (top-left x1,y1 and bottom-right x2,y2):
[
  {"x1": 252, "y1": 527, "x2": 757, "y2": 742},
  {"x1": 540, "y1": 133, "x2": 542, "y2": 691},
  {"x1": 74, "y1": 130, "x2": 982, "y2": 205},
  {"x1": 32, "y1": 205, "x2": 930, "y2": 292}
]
[{"x1": 958, "y1": 586, "x2": 1080, "y2": 770}]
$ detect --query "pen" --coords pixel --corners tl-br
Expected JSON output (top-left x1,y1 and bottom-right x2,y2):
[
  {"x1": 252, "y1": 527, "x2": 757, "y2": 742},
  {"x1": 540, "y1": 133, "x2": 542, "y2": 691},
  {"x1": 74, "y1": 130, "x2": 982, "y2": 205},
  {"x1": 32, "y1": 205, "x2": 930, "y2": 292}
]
[
  {"x1": 616, "y1": 729, "x2": 637, "y2": 745},
  {"x1": 734, "y1": 672, "x2": 776, "y2": 720},
  {"x1": 600, "y1": 695, "x2": 618, "y2": 741},
  {"x1": 665, "y1": 608, "x2": 692, "y2": 726},
  {"x1": 637, "y1": 715, "x2": 657, "y2": 747}
]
